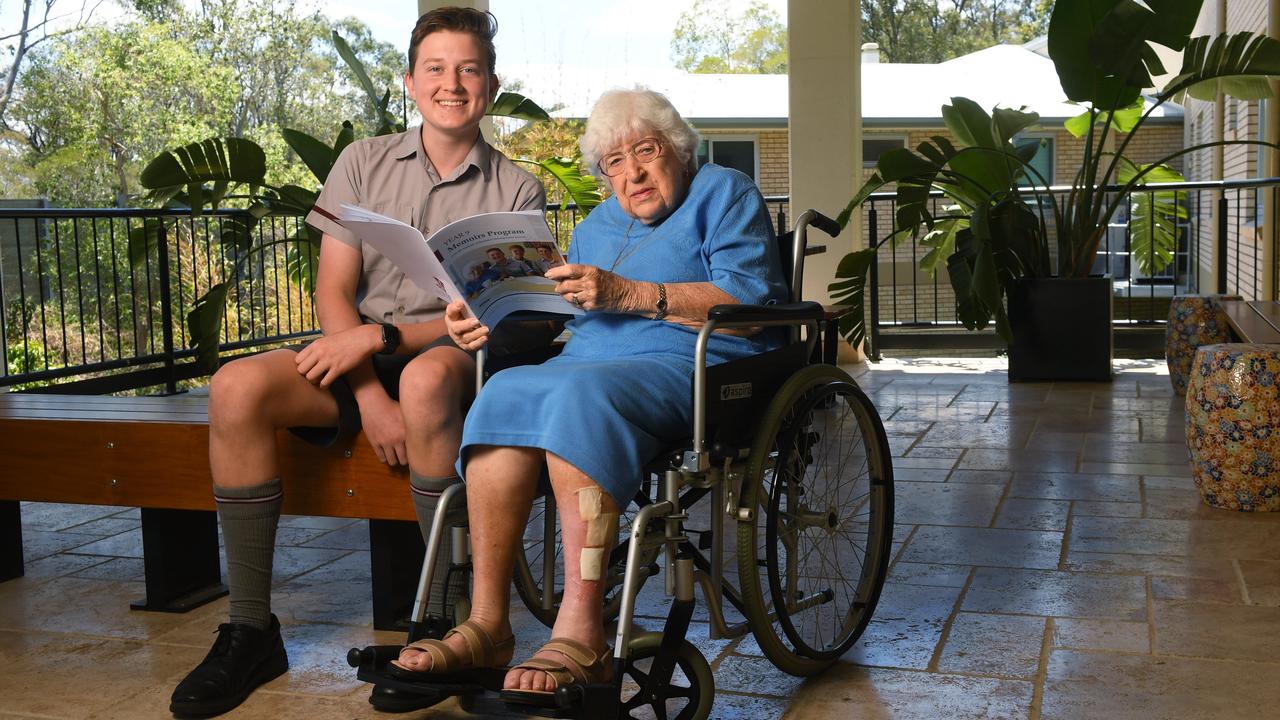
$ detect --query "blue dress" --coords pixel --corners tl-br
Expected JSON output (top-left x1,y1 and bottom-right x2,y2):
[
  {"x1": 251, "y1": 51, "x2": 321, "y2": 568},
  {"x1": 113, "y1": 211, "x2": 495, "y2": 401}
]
[{"x1": 458, "y1": 164, "x2": 787, "y2": 507}]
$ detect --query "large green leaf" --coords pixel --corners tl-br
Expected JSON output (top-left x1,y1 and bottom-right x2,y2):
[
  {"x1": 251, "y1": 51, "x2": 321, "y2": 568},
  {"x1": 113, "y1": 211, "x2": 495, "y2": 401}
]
[
  {"x1": 1115, "y1": 157, "x2": 1187, "y2": 276},
  {"x1": 140, "y1": 137, "x2": 266, "y2": 192},
  {"x1": 918, "y1": 214, "x2": 967, "y2": 276},
  {"x1": 1064, "y1": 97, "x2": 1144, "y2": 138},
  {"x1": 517, "y1": 156, "x2": 603, "y2": 212},
  {"x1": 1166, "y1": 32, "x2": 1280, "y2": 103},
  {"x1": 826, "y1": 247, "x2": 877, "y2": 353},
  {"x1": 488, "y1": 92, "x2": 552, "y2": 122},
  {"x1": 140, "y1": 138, "x2": 267, "y2": 216},
  {"x1": 127, "y1": 219, "x2": 161, "y2": 269},
  {"x1": 282, "y1": 128, "x2": 335, "y2": 185},
  {"x1": 1048, "y1": 0, "x2": 1143, "y2": 110},
  {"x1": 332, "y1": 31, "x2": 383, "y2": 115},
  {"x1": 188, "y1": 282, "x2": 230, "y2": 372},
  {"x1": 285, "y1": 228, "x2": 321, "y2": 295}
]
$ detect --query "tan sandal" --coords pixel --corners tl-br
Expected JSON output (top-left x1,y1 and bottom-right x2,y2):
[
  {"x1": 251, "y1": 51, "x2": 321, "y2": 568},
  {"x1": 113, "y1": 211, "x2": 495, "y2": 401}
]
[
  {"x1": 385, "y1": 620, "x2": 514, "y2": 683},
  {"x1": 499, "y1": 637, "x2": 613, "y2": 706}
]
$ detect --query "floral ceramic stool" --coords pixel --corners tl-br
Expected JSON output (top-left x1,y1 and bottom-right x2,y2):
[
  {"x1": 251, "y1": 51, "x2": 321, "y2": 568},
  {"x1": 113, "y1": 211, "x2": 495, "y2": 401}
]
[
  {"x1": 1185, "y1": 343, "x2": 1280, "y2": 511},
  {"x1": 1166, "y1": 294, "x2": 1242, "y2": 396}
]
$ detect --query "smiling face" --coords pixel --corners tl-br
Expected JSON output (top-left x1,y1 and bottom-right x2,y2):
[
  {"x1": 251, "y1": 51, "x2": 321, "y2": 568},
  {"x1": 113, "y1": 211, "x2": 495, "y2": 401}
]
[
  {"x1": 404, "y1": 30, "x2": 497, "y2": 141},
  {"x1": 605, "y1": 132, "x2": 689, "y2": 225},
  {"x1": 486, "y1": 248, "x2": 507, "y2": 263},
  {"x1": 537, "y1": 246, "x2": 555, "y2": 260},
  {"x1": 510, "y1": 246, "x2": 527, "y2": 259}
]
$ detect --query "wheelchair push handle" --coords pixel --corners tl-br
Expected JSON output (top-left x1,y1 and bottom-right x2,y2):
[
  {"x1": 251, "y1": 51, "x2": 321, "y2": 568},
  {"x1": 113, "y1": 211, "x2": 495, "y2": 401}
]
[{"x1": 796, "y1": 209, "x2": 841, "y2": 239}]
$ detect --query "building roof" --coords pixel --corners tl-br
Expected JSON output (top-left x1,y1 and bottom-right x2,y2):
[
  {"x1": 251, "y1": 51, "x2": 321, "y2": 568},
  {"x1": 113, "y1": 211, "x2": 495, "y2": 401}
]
[{"x1": 512, "y1": 44, "x2": 1182, "y2": 129}]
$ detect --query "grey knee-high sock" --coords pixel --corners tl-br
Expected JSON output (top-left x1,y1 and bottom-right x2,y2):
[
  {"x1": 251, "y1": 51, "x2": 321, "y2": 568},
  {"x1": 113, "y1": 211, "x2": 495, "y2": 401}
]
[
  {"x1": 215, "y1": 478, "x2": 283, "y2": 630},
  {"x1": 410, "y1": 472, "x2": 466, "y2": 617}
]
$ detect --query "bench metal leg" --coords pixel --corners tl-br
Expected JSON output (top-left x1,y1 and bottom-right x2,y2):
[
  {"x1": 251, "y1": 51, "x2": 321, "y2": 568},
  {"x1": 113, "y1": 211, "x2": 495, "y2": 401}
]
[
  {"x1": 1, "y1": 500, "x2": 22, "y2": 581},
  {"x1": 368, "y1": 519, "x2": 426, "y2": 632},
  {"x1": 131, "y1": 508, "x2": 227, "y2": 613}
]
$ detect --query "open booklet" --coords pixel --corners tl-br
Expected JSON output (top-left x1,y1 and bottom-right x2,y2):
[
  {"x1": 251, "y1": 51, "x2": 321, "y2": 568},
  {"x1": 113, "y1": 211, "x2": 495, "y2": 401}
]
[{"x1": 338, "y1": 205, "x2": 582, "y2": 328}]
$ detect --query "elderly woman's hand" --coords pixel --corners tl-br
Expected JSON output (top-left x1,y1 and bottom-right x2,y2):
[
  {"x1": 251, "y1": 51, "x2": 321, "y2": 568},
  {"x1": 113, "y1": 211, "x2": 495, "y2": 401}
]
[
  {"x1": 546, "y1": 264, "x2": 640, "y2": 313},
  {"x1": 446, "y1": 300, "x2": 489, "y2": 351}
]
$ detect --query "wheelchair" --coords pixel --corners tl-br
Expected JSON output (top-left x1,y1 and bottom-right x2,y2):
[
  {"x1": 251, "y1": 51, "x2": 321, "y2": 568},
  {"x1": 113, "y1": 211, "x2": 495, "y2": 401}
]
[{"x1": 347, "y1": 209, "x2": 896, "y2": 719}]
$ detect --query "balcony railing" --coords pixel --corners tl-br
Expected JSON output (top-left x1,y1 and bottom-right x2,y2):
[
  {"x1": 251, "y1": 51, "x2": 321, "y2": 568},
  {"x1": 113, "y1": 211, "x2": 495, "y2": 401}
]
[
  {"x1": 863, "y1": 178, "x2": 1280, "y2": 357},
  {"x1": 0, "y1": 198, "x2": 790, "y2": 392}
]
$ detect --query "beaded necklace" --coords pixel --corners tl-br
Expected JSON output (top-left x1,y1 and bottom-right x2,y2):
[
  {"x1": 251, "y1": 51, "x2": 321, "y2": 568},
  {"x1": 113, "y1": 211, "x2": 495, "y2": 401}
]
[{"x1": 609, "y1": 218, "x2": 660, "y2": 272}]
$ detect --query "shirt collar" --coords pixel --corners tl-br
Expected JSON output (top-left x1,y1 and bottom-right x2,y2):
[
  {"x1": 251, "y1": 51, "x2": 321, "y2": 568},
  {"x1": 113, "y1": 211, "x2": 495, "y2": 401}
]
[{"x1": 394, "y1": 128, "x2": 492, "y2": 183}]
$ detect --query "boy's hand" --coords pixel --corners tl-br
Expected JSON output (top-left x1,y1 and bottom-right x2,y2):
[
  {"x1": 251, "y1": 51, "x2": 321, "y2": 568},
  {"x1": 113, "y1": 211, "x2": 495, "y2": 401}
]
[
  {"x1": 296, "y1": 325, "x2": 381, "y2": 387},
  {"x1": 446, "y1": 300, "x2": 489, "y2": 351},
  {"x1": 357, "y1": 393, "x2": 408, "y2": 465}
]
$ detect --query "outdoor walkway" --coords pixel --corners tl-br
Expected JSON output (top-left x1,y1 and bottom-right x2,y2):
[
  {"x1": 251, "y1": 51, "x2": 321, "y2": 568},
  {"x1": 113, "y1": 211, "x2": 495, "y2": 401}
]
[{"x1": 3, "y1": 358, "x2": 1279, "y2": 719}]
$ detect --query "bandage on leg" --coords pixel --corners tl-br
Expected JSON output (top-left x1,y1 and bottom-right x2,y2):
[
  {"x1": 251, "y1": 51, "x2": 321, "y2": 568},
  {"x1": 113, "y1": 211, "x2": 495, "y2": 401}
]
[{"x1": 575, "y1": 486, "x2": 619, "y2": 582}]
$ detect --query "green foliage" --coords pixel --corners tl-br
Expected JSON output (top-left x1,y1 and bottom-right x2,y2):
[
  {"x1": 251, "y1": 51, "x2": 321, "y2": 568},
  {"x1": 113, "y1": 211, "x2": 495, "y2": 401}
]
[
  {"x1": 671, "y1": 0, "x2": 787, "y2": 74},
  {"x1": 833, "y1": 0, "x2": 1280, "y2": 353},
  {"x1": 5, "y1": 0, "x2": 406, "y2": 206},
  {"x1": 862, "y1": 0, "x2": 1051, "y2": 63}
]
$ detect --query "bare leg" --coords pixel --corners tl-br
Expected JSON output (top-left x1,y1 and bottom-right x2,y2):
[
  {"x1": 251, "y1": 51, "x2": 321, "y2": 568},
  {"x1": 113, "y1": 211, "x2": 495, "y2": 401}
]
[
  {"x1": 505, "y1": 452, "x2": 616, "y2": 692},
  {"x1": 396, "y1": 445, "x2": 541, "y2": 670},
  {"x1": 398, "y1": 346, "x2": 475, "y2": 476},
  {"x1": 208, "y1": 349, "x2": 339, "y2": 487}
]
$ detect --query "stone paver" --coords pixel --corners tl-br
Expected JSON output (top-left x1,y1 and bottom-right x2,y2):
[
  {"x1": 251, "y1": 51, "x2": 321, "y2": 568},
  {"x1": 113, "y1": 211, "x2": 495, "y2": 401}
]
[{"x1": 3, "y1": 357, "x2": 1277, "y2": 720}]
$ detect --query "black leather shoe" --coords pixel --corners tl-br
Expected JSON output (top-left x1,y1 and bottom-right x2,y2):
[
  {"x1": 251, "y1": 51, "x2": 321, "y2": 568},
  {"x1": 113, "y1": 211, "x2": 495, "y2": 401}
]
[{"x1": 169, "y1": 615, "x2": 289, "y2": 717}]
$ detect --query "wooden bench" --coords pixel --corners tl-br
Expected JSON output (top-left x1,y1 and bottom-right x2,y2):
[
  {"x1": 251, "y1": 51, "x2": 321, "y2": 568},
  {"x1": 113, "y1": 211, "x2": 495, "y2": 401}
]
[
  {"x1": 1220, "y1": 300, "x2": 1280, "y2": 344},
  {"x1": 0, "y1": 392, "x2": 425, "y2": 630}
]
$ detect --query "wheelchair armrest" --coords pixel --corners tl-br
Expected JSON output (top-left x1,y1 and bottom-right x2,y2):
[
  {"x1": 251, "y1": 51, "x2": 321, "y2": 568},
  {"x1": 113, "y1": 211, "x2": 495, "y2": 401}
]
[{"x1": 706, "y1": 301, "x2": 825, "y2": 325}]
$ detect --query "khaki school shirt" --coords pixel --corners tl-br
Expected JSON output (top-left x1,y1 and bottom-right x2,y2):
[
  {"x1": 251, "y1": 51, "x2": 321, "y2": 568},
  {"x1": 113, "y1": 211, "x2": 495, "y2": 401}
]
[{"x1": 305, "y1": 129, "x2": 546, "y2": 325}]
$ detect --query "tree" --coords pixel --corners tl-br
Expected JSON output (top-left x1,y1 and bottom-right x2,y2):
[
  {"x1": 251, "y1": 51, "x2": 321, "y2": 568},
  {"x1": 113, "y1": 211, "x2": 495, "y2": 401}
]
[
  {"x1": 0, "y1": 0, "x2": 103, "y2": 128},
  {"x1": 13, "y1": 22, "x2": 238, "y2": 204},
  {"x1": 671, "y1": 0, "x2": 787, "y2": 74},
  {"x1": 862, "y1": 0, "x2": 1051, "y2": 64},
  {"x1": 4, "y1": 0, "x2": 406, "y2": 204}
]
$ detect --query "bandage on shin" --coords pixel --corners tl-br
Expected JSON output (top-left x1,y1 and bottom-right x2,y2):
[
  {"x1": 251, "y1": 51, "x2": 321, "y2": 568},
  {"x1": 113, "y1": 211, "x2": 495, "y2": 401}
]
[{"x1": 576, "y1": 486, "x2": 619, "y2": 582}]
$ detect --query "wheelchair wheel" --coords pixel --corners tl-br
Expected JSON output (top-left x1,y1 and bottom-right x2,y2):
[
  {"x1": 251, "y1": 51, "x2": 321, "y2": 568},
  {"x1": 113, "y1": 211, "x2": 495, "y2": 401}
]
[
  {"x1": 619, "y1": 632, "x2": 714, "y2": 720},
  {"x1": 736, "y1": 364, "x2": 894, "y2": 676},
  {"x1": 513, "y1": 493, "x2": 656, "y2": 628}
]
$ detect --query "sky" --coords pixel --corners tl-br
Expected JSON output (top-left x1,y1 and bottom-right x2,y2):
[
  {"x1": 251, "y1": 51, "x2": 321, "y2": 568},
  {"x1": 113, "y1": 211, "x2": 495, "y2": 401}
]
[
  {"x1": 2, "y1": 0, "x2": 788, "y2": 80},
  {"x1": 2, "y1": 0, "x2": 788, "y2": 112}
]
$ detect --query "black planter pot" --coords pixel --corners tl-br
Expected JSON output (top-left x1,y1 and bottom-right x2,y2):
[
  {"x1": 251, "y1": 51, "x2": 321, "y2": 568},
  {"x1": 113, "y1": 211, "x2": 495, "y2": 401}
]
[{"x1": 1007, "y1": 275, "x2": 1113, "y2": 382}]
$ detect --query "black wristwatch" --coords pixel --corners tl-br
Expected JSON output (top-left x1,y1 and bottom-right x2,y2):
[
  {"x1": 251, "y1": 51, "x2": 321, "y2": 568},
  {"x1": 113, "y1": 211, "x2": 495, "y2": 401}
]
[
  {"x1": 376, "y1": 323, "x2": 401, "y2": 355},
  {"x1": 654, "y1": 283, "x2": 668, "y2": 321}
]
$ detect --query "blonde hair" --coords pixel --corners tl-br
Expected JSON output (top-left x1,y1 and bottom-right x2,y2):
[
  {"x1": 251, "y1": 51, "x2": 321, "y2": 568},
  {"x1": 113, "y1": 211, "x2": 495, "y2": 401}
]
[{"x1": 580, "y1": 88, "x2": 701, "y2": 179}]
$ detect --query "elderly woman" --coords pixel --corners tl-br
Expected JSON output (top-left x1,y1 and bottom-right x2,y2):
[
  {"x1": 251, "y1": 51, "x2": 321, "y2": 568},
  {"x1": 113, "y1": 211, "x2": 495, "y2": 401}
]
[{"x1": 390, "y1": 88, "x2": 787, "y2": 702}]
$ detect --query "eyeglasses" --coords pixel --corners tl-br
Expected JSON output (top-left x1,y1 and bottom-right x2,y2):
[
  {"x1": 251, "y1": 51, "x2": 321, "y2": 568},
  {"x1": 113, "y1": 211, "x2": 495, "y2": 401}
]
[{"x1": 598, "y1": 137, "x2": 664, "y2": 177}]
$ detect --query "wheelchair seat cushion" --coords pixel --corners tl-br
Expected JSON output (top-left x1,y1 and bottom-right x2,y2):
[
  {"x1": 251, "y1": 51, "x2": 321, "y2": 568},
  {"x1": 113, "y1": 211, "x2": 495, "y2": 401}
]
[{"x1": 459, "y1": 353, "x2": 694, "y2": 509}]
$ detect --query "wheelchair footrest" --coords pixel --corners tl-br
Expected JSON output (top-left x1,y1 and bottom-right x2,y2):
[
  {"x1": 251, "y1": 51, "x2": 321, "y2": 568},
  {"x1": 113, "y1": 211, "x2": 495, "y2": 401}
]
[
  {"x1": 346, "y1": 644, "x2": 504, "y2": 698},
  {"x1": 461, "y1": 682, "x2": 617, "y2": 718}
]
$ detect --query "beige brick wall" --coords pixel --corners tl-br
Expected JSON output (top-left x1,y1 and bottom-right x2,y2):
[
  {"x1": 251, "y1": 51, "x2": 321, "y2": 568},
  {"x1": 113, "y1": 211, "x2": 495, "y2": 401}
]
[{"x1": 1183, "y1": 0, "x2": 1271, "y2": 299}]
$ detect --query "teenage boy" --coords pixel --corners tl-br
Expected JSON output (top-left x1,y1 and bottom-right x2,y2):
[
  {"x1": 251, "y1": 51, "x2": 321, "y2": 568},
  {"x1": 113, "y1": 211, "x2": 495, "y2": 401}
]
[{"x1": 169, "y1": 7, "x2": 544, "y2": 717}]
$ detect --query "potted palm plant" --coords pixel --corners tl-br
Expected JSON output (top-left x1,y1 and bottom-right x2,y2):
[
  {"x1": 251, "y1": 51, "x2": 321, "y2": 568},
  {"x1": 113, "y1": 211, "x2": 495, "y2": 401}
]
[{"x1": 831, "y1": 0, "x2": 1280, "y2": 381}]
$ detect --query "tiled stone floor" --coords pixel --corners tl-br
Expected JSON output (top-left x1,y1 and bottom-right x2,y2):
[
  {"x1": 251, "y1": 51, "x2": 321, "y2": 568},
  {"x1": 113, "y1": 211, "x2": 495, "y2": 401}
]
[{"x1": 3, "y1": 357, "x2": 1280, "y2": 719}]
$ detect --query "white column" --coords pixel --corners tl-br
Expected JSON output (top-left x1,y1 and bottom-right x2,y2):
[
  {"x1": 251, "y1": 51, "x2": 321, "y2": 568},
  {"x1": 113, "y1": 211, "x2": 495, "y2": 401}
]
[
  {"x1": 788, "y1": 0, "x2": 861, "y2": 358},
  {"x1": 1265, "y1": 0, "x2": 1279, "y2": 301}
]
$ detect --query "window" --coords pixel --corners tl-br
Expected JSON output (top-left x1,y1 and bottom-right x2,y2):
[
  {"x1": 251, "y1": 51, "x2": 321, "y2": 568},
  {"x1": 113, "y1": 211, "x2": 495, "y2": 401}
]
[
  {"x1": 863, "y1": 136, "x2": 906, "y2": 166},
  {"x1": 697, "y1": 137, "x2": 758, "y2": 182},
  {"x1": 1014, "y1": 135, "x2": 1054, "y2": 187}
]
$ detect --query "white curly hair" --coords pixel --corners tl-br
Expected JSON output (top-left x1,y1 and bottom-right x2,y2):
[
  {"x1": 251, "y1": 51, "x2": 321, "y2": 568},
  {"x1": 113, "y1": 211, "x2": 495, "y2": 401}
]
[{"x1": 579, "y1": 87, "x2": 701, "y2": 180}]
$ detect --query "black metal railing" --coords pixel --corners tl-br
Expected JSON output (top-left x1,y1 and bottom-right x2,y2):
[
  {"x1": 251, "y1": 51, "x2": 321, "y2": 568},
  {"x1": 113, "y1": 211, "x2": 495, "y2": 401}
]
[
  {"x1": 0, "y1": 197, "x2": 816, "y2": 392},
  {"x1": 862, "y1": 178, "x2": 1280, "y2": 356}
]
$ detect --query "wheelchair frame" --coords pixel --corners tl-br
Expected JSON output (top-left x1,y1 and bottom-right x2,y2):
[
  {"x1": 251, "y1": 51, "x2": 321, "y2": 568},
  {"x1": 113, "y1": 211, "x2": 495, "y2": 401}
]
[{"x1": 348, "y1": 210, "x2": 896, "y2": 719}]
